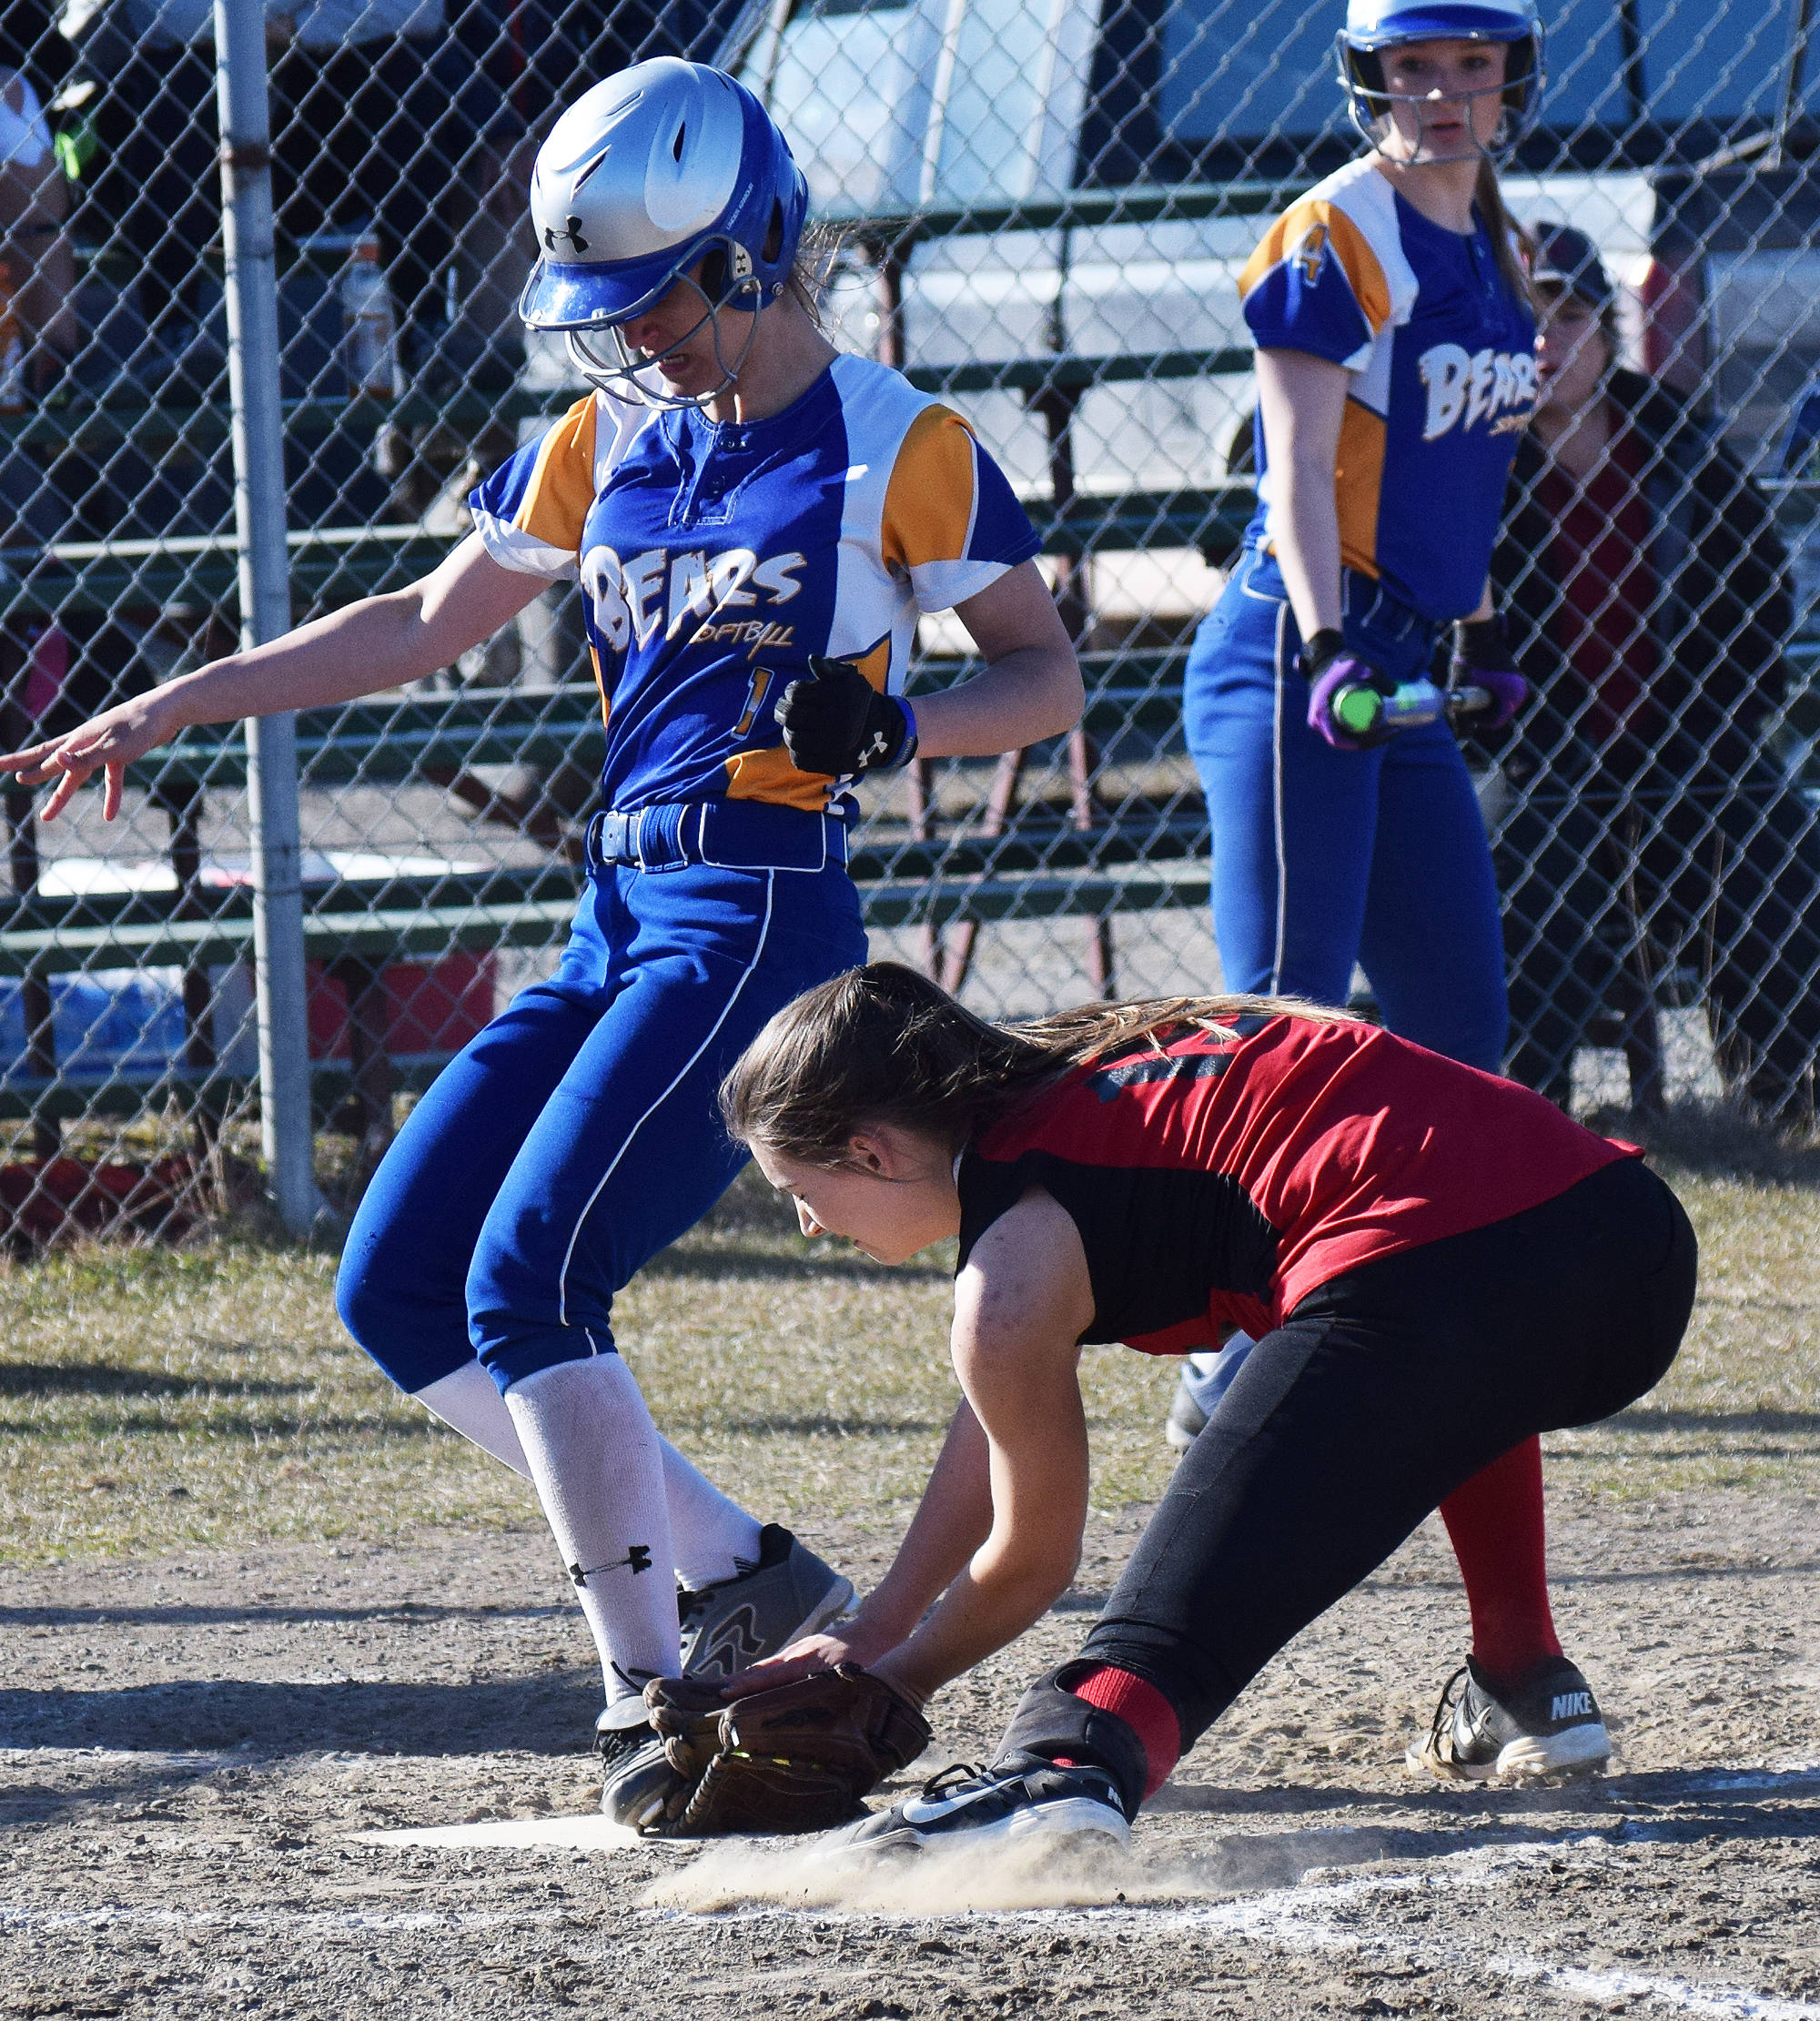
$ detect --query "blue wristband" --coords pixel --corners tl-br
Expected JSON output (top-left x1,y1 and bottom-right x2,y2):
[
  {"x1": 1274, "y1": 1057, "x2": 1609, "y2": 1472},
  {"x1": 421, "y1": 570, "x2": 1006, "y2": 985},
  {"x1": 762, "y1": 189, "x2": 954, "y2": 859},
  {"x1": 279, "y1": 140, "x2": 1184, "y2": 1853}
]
[{"x1": 891, "y1": 695, "x2": 919, "y2": 769}]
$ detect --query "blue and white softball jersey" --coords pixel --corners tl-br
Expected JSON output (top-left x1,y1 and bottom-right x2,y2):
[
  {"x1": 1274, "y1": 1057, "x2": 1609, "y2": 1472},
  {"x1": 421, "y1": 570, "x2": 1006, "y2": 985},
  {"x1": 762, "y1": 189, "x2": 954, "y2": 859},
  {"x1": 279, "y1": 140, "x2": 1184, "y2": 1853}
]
[
  {"x1": 1239, "y1": 157, "x2": 1538, "y2": 624},
  {"x1": 469, "y1": 354, "x2": 1042, "y2": 813}
]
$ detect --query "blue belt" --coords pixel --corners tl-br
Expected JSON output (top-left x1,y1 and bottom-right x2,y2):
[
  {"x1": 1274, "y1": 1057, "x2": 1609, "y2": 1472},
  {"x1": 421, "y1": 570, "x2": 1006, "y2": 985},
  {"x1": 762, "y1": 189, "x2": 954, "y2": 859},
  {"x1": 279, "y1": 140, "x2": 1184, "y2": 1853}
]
[
  {"x1": 1341, "y1": 569, "x2": 1441, "y2": 645},
  {"x1": 1242, "y1": 550, "x2": 1441, "y2": 647},
  {"x1": 583, "y1": 800, "x2": 851, "y2": 875}
]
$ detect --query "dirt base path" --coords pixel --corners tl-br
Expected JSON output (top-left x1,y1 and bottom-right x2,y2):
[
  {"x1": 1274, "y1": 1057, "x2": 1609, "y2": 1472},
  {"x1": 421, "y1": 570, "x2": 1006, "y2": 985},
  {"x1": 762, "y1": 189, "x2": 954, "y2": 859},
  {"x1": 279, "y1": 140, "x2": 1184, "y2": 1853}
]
[{"x1": 4, "y1": 1488, "x2": 1818, "y2": 2019}]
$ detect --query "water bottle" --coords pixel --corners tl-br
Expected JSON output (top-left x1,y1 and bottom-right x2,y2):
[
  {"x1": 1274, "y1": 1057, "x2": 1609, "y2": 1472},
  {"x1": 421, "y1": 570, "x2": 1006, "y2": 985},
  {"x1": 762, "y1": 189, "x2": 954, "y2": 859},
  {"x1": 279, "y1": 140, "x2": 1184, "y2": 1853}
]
[
  {"x1": 1329, "y1": 676, "x2": 1447, "y2": 739},
  {"x1": 341, "y1": 233, "x2": 404, "y2": 399}
]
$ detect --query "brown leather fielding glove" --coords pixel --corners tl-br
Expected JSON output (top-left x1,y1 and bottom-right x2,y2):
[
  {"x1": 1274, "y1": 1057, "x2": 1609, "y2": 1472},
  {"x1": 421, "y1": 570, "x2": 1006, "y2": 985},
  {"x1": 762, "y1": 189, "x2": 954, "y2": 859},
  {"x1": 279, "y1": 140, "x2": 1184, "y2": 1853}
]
[{"x1": 642, "y1": 1663, "x2": 931, "y2": 1836}]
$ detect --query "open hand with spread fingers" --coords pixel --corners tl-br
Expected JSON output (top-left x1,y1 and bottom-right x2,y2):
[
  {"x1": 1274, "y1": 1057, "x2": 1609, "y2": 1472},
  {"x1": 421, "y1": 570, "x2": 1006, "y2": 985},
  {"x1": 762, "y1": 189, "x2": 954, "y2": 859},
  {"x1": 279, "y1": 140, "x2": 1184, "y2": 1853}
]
[{"x1": 0, "y1": 689, "x2": 183, "y2": 823}]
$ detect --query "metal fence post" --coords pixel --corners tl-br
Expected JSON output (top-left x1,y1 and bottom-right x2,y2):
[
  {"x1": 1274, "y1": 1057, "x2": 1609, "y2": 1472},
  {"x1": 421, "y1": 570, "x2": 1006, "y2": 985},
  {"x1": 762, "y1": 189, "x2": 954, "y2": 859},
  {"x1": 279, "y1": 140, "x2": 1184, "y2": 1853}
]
[{"x1": 214, "y1": 0, "x2": 324, "y2": 1235}]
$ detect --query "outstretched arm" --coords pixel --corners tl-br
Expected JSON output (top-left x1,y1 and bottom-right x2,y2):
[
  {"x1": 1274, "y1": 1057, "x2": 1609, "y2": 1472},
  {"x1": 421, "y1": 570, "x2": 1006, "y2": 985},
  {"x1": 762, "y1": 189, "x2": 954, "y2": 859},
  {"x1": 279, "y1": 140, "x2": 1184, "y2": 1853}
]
[
  {"x1": 0, "y1": 535, "x2": 548, "y2": 820},
  {"x1": 722, "y1": 1398, "x2": 996, "y2": 1691},
  {"x1": 722, "y1": 1186, "x2": 1094, "y2": 1704},
  {"x1": 869, "y1": 1187, "x2": 1097, "y2": 1705}
]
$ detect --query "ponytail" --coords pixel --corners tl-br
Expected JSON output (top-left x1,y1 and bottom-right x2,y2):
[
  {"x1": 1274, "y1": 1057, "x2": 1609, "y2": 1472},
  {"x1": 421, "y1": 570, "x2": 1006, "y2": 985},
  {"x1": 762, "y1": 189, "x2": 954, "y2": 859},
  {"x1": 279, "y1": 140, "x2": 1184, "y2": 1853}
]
[
  {"x1": 721, "y1": 962, "x2": 1358, "y2": 1167},
  {"x1": 784, "y1": 219, "x2": 846, "y2": 331},
  {"x1": 1474, "y1": 158, "x2": 1536, "y2": 313}
]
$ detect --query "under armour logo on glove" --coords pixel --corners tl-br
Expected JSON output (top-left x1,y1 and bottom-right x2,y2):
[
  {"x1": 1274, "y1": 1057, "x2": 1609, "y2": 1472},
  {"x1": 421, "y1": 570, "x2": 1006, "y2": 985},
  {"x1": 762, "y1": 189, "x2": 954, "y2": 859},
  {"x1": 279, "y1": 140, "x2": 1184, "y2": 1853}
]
[
  {"x1": 570, "y1": 1545, "x2": 653, "y2": 1587},
  {"x1": 775, "y1": 656, "x2": 916, "y2": 777}
]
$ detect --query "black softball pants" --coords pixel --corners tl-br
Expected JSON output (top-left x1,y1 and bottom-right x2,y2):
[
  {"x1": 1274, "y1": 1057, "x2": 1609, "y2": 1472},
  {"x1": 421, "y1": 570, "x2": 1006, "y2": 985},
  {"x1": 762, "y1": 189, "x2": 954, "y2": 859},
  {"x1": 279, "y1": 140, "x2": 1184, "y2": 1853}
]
[{"x1": 1078, "y1": 1157, "x2": 1696, "y2": 1750}]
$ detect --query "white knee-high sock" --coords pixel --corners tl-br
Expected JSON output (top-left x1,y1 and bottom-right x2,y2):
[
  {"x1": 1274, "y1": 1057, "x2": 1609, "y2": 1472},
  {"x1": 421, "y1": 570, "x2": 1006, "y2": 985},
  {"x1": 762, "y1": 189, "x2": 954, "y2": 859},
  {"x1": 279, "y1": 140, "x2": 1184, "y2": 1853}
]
[
  {"x1": 659, "y1": 1437, "x2": 763, "y2": 1589},
  {"x1": 416, "y1": 1362, "x2": 531, "y2": 1477},
  {"x1": 504, "y1": 1356, "x2": 680, "y2": 1706},
  {"x1": 413, "y1": 1362, "x2": 761, "y2": 1586}
]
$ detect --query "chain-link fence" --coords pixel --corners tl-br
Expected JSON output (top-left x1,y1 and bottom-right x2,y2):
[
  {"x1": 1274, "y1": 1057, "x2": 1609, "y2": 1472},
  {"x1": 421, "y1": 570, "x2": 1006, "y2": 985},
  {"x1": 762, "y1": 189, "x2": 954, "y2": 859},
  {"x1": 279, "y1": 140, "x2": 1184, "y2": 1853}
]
[{"x1": 2, "y1": 0, "x2": 1818, "y2": 1241}]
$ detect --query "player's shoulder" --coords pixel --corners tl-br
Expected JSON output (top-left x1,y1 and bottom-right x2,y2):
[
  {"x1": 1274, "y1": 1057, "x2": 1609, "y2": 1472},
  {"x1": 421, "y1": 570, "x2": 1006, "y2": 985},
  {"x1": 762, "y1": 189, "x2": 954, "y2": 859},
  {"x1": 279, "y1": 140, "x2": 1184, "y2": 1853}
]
[
  {"x1": 976, "y1": 1059, "x2": 1134, "y2": 1163},
  {"x1": 1245, "y1": 157, "x2": 1418, "y2": 323},
  {"x1": 828, "y1": 351, "x2": 966, "y2": 454},
  {"x1": 835, "y1": 352, "x2": 1030, "y2": 577},
  {"x1": 1300, "y1": 156, "x2": 1400, "y2": 235},
  {"x1": 590, "y1": 385, "x2": 670, "y2": 481}
]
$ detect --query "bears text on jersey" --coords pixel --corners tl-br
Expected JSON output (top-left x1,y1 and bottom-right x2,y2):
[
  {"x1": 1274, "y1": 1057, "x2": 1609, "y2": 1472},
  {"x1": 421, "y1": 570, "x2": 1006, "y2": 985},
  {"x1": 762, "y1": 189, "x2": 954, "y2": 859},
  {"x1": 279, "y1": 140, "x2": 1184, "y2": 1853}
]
[
  {"x1": 580, "y1": 542, "x2": 808, "y2": 652},
  {"x1": 1419, "y1": 345, "x2": 1539, "y2": 442}
]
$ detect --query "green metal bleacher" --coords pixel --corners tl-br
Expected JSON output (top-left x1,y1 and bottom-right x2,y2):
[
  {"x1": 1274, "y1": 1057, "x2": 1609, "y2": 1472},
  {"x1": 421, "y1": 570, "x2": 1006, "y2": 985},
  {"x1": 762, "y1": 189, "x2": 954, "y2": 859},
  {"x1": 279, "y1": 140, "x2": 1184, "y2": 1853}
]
[{"x1": 3, "y1": 179, "x2": 1562, "y2": 1123}]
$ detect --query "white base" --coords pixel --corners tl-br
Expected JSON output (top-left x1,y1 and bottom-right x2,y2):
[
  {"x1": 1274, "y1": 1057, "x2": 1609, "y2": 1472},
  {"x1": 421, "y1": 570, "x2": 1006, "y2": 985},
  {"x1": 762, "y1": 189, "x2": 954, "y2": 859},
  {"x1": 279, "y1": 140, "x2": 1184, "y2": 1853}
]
[{"x1": 356, "y1": 1816, "x2": 649, "y2": 1851}]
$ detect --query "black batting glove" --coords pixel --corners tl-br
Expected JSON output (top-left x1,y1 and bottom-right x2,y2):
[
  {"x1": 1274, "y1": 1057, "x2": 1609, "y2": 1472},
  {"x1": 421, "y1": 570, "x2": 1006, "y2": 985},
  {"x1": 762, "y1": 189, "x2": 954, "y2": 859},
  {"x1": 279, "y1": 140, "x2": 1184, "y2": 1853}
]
[
  {"x1": 775, "y1": 655, "x2": 917, "y2": 776},
  {"x1": 1446, "y1": 615, "x2": 1529, "y2": 731}
]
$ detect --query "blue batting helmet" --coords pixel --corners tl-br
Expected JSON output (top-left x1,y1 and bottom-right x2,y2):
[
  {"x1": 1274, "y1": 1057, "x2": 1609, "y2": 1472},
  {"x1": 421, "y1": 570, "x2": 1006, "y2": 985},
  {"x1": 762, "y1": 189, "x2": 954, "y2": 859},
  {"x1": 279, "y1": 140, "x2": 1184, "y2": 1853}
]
[{"x1": 519, "y1": 59, "x2": 808, "y2": 338}]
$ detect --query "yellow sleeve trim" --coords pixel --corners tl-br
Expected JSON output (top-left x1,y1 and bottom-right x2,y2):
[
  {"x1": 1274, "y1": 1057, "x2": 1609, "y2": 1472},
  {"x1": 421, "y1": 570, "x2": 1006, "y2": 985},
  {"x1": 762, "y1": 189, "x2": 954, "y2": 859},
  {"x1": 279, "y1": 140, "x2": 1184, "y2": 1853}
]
[
  {"x1": 517, "y1": 396, "x2": 600, "y2": 556},
  {"x1": 882, "y1": 406, "x2": 978, "y2": 574},
  {"x1": 1334, "y1": 399, "x2": 1387, "y2": 580},
  {"x1": 1240, "y1": 199, "x2": 1392, "y2": 337}
]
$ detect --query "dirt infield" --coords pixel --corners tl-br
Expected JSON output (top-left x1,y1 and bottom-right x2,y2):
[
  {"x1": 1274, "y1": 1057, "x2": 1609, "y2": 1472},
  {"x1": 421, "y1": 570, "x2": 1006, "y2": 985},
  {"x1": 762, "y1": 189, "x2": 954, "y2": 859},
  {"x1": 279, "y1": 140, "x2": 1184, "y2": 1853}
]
[{"x1": 5, "y1": 1485, "x2": 1818, "y2": 2020}]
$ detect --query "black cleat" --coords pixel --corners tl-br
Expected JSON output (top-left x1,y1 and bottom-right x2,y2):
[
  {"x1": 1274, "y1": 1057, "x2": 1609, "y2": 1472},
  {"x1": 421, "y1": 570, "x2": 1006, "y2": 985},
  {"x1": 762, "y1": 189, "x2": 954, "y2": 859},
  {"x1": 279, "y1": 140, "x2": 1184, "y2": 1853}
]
[
  {"x1": 1409, "y1": 1654, "x2": 1611, "y2": 1784},
  {"x1": 595, "y1": 1704, "x2": 687, "y2": 1832},
  {"x1": 834, "y1": 1752, "x2": 1131, "y2": 1853}
]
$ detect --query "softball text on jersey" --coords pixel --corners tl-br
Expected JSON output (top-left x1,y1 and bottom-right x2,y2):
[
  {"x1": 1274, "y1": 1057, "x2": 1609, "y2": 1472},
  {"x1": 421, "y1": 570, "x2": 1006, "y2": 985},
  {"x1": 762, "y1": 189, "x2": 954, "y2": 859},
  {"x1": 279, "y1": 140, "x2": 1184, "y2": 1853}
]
[
  {"x1": 1239, "y1": 157, "x2": 1538, "y2": 622},
  {"x1": 469, "y1": 354, "x2": 1040, "y2": 814}
]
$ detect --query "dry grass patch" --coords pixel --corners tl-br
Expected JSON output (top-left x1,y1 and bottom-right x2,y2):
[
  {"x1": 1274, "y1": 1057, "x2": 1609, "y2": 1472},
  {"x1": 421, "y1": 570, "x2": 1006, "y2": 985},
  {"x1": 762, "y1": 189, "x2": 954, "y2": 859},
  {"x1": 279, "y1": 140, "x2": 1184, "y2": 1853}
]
[{"x1": 0, "y1": 1147, "x2": 1815, "y2": 1563}]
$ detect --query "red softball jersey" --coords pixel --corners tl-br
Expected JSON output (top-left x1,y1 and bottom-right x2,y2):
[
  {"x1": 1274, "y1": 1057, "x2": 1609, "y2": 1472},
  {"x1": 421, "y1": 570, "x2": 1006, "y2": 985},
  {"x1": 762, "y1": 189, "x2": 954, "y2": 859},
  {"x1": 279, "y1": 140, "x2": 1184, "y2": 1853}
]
[{"x1": 955, "y1": 1014, "x2": 1641, "y2": 1353}]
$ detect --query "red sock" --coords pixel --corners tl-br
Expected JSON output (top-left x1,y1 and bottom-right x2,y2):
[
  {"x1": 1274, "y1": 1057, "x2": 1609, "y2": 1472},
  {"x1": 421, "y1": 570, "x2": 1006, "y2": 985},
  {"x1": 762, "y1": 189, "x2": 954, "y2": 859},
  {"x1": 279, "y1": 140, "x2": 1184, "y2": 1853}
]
[
  {"x1": 1439, "y1": 1436, "x2": 1563, "y2": 1689},
  {"x1": 1067, "y1": 1664, "x2": 1180, "y2": 1799}
]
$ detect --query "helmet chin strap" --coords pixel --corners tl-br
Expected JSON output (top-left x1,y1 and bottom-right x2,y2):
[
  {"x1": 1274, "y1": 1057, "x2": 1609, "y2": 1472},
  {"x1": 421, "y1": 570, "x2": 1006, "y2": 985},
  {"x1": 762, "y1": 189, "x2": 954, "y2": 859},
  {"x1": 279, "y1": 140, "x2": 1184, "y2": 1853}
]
[{"x1": 563, "y1": 268, "x2": 768, "y2": 412}]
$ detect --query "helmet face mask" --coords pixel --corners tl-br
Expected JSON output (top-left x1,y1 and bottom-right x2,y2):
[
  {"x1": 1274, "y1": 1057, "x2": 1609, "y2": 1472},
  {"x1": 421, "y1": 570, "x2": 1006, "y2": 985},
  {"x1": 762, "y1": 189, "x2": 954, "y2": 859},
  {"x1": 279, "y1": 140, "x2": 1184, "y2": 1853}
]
[
  {"x1": 1337, "y1": 1, "x2": 1545, "y2": 165},
  {"x1": 518, "y1": 58, "x2": 808, "y2": 408},
  {"x1": 557, "y1": 248, "x2": 770, "y2": 410}
]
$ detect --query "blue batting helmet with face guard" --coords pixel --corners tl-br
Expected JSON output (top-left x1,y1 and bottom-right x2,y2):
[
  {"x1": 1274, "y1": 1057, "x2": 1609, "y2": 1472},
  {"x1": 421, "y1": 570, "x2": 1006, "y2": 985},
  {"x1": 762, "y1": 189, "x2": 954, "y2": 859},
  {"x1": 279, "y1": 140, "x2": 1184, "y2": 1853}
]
[
  {"x1": 518, "y1": 59, "x2": 808, "y2": 399},
  {"x1": 1338, "y1": 0, "x2": 1545, "y2": 158}
]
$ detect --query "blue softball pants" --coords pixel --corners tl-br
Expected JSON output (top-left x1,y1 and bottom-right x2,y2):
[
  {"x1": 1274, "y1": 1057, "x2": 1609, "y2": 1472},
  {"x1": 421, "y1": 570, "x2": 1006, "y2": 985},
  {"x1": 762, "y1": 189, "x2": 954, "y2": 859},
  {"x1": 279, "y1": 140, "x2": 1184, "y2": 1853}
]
[
  {"x1": 1182, "y1": 548, "x2": 1508, "y2": 1072},
  {"x1": 336, "y1": 835, "x2": 867, "y2": 1394}
]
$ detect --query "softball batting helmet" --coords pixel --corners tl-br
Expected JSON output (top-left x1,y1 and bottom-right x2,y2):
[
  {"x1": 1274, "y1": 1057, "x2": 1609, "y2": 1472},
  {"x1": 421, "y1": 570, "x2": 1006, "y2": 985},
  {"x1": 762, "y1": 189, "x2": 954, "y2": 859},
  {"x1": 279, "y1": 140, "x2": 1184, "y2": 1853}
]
[
  {"x1": 518, "y1": 58, "x2": 808, "y2": 398},
  {"x1": 1337, "y1": 0, "x2": 1545, "y2": 159}
]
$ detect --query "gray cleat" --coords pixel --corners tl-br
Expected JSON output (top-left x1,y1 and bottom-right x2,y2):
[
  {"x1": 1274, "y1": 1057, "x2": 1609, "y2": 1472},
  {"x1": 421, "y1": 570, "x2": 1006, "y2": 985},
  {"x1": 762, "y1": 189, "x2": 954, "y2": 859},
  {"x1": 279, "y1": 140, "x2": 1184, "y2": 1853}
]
[
  {"x1": 1164, "y1": 1374, "x2": 1208, "y2": 1451},
  {"x1": 677, "y1": 1522, "x2": 854, "y2": 1679}
]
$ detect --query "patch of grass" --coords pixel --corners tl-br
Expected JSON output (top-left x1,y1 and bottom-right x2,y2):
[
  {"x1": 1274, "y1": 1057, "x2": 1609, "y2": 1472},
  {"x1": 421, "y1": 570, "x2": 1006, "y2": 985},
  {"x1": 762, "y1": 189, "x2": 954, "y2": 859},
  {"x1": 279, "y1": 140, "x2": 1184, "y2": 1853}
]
[
  {"x1": 0, "y1": 1238, "x2": 538, "y2": 1563},
  {"x1": 1546, "y1": 1160, "x2": 1820, "y2": 1497},
  {"x1": 0, "y1": 1169, "x2": 1178, "y2": 1565},
  {"x1": 0, "y1": 1161, "x2": 1814, "y2": 1563}
]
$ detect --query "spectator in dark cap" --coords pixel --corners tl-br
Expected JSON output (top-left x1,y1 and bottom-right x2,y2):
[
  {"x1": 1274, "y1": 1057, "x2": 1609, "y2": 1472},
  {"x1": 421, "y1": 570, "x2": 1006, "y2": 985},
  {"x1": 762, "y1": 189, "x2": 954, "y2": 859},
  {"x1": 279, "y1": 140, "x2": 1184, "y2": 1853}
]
[{"x1": 1474, "y1": 222, "x2": 1820, "y2": 1124}]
